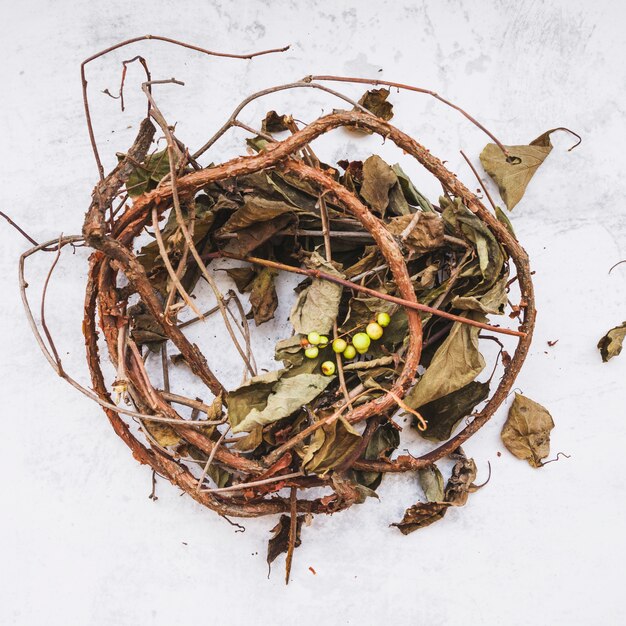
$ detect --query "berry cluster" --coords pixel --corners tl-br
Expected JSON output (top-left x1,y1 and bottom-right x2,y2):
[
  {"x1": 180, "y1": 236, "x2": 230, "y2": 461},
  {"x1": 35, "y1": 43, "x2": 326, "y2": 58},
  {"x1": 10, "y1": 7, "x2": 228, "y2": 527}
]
[{"x1": 302, "y1": 312, "x2": 391, "y2": 376}]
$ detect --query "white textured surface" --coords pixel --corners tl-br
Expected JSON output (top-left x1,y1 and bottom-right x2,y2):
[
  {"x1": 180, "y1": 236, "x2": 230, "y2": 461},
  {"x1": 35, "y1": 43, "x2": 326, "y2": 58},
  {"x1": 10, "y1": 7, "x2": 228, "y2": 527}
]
[{"x1": 1, "y1": 1, "x2": 625, "y2": 624}]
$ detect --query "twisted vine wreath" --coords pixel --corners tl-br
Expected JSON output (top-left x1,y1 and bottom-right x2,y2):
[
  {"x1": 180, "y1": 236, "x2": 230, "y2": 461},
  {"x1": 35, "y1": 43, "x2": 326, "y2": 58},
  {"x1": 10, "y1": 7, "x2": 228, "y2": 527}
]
[{"x1": 19, "y1": 37, "x2": 535, "y2": 581}]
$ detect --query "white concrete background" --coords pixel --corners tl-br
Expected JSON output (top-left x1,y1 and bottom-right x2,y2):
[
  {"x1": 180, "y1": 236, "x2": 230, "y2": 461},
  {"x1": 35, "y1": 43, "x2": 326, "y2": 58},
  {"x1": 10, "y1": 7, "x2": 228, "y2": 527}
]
[{"x1": 1, "y1": 1, "x2": 625, "y2": 624}]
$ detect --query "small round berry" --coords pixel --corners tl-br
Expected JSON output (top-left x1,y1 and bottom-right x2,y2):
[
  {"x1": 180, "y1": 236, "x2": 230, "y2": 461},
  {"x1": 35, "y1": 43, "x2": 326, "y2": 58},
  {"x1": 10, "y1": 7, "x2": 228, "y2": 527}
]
[
  {"x1": 332, "y1": 338, "x2": 348, "y2": 353},
  {"x1": 342, "y1": 344, "x2": 357, "y2": 360},
  {"x1": 318, "y1": 335, "x2": 329, "y2": 347},
  {"x1": 377, "y1": 312, "x2": 391, "y2": 328},
  {"x1": 321, "y1": 361, "x2": 336, "y2": 376},
  {"x1": 304, "y1": 346, "x2": 319, "y2": 359},
  {"x1": 307, "y1": 332, "x2": 321, "y2": 345},
  {"x1": 352, "y1": 332, "x2": 371, "y2": 354},
  {"x1": 366, "y1": 322, "x2": 384, "y2": 341}
]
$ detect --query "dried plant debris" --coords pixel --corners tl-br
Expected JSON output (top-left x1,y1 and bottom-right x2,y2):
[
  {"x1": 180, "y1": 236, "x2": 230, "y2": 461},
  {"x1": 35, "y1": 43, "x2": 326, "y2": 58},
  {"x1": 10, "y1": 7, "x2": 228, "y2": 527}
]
[
  {"x1": 598, "y1": 322, "x2": 626, "y2": 362},
  {"x1": 393, "y1": 449, "x2": 484, "y2": 534},
  {"x1": 15, "y1": 37, "x2": 583, "y2": 582},
  {"x1": 501, "y1": 393, "x2": 555, "y2": 467}
]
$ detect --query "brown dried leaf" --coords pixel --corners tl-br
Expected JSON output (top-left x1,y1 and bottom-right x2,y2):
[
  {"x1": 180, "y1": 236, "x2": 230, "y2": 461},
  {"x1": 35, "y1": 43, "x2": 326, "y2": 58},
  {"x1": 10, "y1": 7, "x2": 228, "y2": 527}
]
[
  {"x1": 267, "y1": 514, "x2": 304, "y2": 569},
  {"x1": 386, "y1": 212, "x2": 445, "y2": 253},
  {"x1": 300, "y1": 416, "x2": 361, "y2": 474},
  {"x1": 357, "y1": 88, "x2": 394, "y2": 121},
  {"x1": 391, "y1": 502, "x2": 451, "y2": 534},
  {"x1": 501, "y1": 393, "x2": 555, "y2": 467},
  {"x1": 597, "y1": 322, "x2": 626, "y2": 362},
  {"x1": 360, "y1": 155, "x2": 398, "y2": 216},
  {"x1": 248, "y1": 268, "x2": 278, "y2": 325},
  {"x1": 261, "y1": 110, "x2": 291, "y2": 133},
  {"x1": 479, "y1": 130, "x2": 556, "y2": 210}
]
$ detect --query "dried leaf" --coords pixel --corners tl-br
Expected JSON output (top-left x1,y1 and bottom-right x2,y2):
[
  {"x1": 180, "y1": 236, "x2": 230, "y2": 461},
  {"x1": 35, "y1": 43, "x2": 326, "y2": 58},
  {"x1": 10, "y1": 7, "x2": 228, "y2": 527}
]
[
  {"x1": 225, "y1": 266, "x2": 256, "y2": 292},
  {"x1": 479, "y1": 130, "x2": 556, "y2": 210},
  {"x1": 222, "y1": 214, "x2": 292, "y2": 256},
  {"x1": 261, "y1": 110, "x2": 291, "y2": 133},
  {"x1": 219, "y1": 196, "x2": 299, "y2": 233},
  {"x1": 289, "y1": 252, "x2": 344, "y2": 335},
  {"x1": 452, "y1": 276, "x2": 509, "y2": 315},
  {"x1": 360, "y1": 155, "x2": 398, "y2": 216},
  {"x1": 354, "y1": 422, "x2": 400, "y2": 490},
  {"x1": 124, "y1": 149, "x2": 173, "y2": 198},
  {"x1": 597, "y1": 322, "x2": 626, "y2": 362},
  {"x1": 357, "y1": 88, "x2": 394, "y2": 121},
  {"x1": 404, "y1": 317, "x2": 486, "y2": 410},
  {"x1": 386, "y1": 212, "x2": 445, "y2": 253},
  {"x1": 248, "y1": 268, "x2": 278, "y2": 325},
  {"x1": 231, "y1": 373, "x2": 333, "y2": 434},
  {"x1": 392, "y1": 502, "x2": 450, "y2": 534},
  {"x1": 419, "y1": 381, "x2": 490, "y2": 441},
  {"x1": 418, "y1": 465, "x2": 444, "y2": 502},
  {"x1": 444, "y1": 451, "x2": 478, "y2": 506},
  {"x1": 128, "y1": 302, "x2": 167, "y2": 352},
  {"x1": 392, "y1": 164, "x2": 435, "y2": 211},
  {"x1": 501, "y1": 393, "x2": 555, "y2": 467},
  {"x1": 267, "y1": 514, "x2": 304, "y2": 568},
  {"x1": 227, "y1": 369, "x2": 285, "y2": 431},
  {"x1": 300, "y1": 416, "x2": 361, "y2": 474},
  {"x1": 393, "y1": 449, "x2": 480, "y2": 534}
]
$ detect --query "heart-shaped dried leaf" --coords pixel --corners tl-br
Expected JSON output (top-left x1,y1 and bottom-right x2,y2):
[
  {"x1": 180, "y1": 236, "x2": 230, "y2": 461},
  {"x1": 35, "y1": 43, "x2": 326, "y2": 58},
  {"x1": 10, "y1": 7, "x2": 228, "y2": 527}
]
[
  {"x1": 479, "y1": 130, "x2": 556, "y2": 210},
  {"x1": 404, "y1": 316, "x2": 486, "y2": 410},
  {"x1": 289, "y1": 252, "x2": 344, "y2": 335},
  {"x1": 597, "y1": 322, "x2": 626, "y2": 362},
  {"x1": 501, "y1": 393, "x2": 555, "y2": 467}
]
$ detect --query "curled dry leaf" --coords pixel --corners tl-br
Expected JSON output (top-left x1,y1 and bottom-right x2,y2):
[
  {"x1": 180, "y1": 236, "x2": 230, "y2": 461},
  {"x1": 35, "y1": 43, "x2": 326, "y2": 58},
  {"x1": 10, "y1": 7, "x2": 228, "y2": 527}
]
[
  {"x1": 393, "y1": 449, "x2": 481, "y2": 534},
  {"x1": 501, "y1": 393, "x2": 555, "y2": 467},
  {"x1": 597, "y1": 322, "x2": 626, "y2": 362}
]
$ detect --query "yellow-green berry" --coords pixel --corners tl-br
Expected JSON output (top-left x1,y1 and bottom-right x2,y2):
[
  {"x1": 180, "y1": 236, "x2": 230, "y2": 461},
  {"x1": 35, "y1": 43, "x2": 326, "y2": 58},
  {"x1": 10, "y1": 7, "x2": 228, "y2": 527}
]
[
  {"x1": 377, "y1": 312, "x2": 391, "y2": 328},
  {"x1": 307, "y1": 332, "x2": 321, "y2": 345},
  {"x1": 342, "y1": 344, "x2": 357, "y2": 360},
  {"x1": 332, "y1": 338, "x2": 348, "y2": 353},
  {"x1": 318, "y1": 335, "x2": 329, "y2": 347},
  {"x1": 366, "y1": 322, "x2": 384, "y2": 341},
  {"x1": 304, "y1": 346, "x2": 319, "y2": 359},
  {"x1": 321, "y1": 361, "x2": 336, "y2": 376},
  {"x1": 352, "y1": 332, "x2": 371, "y2": 354}
]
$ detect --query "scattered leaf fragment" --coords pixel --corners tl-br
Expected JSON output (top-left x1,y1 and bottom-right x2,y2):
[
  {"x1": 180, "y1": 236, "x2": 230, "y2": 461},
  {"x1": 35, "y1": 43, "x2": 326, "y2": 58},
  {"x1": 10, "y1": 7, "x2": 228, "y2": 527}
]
[{"x1": 597, "y1": 322, "x2": 626, "y2": 362}]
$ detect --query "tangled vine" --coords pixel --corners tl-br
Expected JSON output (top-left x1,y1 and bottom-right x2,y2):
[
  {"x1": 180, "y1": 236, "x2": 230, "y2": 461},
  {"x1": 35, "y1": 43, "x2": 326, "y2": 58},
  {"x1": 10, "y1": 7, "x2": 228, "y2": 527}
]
[{"x1": 17, "y1": 37, "x2": 535, "y2": 582}]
